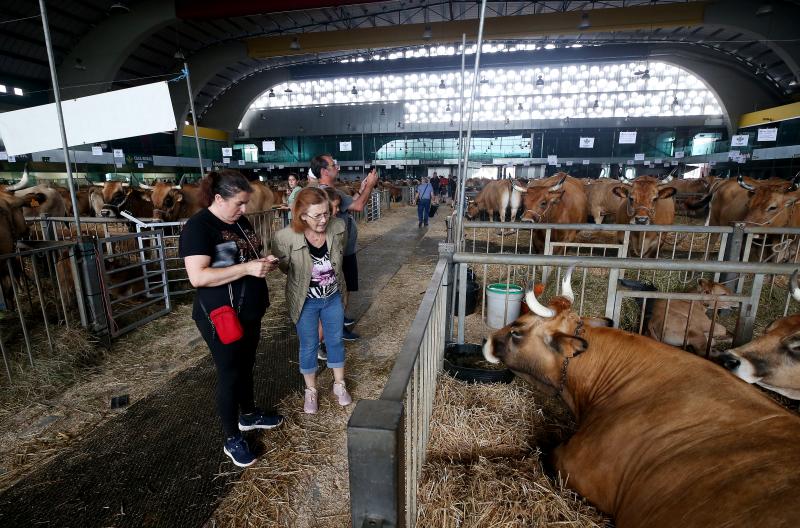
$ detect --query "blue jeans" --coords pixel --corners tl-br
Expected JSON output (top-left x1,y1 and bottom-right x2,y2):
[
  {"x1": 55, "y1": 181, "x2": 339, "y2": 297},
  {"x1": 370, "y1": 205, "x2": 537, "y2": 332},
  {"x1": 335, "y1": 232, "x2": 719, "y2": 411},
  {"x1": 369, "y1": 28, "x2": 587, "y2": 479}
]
[
  {"x1": 295, "y1": 291, "x2": 345, "y2": 374},
  {"x1": 417, "y1": 198, "x2": 431, "y2": 225}
]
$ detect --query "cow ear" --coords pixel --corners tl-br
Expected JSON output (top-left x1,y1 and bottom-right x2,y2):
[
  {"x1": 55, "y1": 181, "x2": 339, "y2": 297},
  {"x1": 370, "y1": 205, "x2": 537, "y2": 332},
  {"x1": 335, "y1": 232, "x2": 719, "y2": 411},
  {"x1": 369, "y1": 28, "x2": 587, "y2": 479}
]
[
  {"x1": 612, "y1": 186, "x2": 628, "y2": 199},
  {"x1": 781, "y1": 332, "x2": 800, "y2": 358},
  {"x1": 658, "y1": 186, "x2": 677, "y2": 199},
  {"x1": 546, "y1": 331, "x2": 588, "y2": 358},
  {"x1": 697, "y1": 278, "x2": 712, "y2": 290}
]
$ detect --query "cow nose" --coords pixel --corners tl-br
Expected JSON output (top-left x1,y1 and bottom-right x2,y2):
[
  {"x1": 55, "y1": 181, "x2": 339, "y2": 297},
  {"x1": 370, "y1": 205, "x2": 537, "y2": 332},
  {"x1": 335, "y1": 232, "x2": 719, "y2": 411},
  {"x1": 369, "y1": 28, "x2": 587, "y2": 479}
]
[
  {"x1": 100, "y1": 210, "x2": 110, "y2": 217},
  {"x1": 634, "y1": 216, "x2": 649, "y2": 225},
  {"x1": 719, "y1": 353, "x2": 740, "y2": 371}
]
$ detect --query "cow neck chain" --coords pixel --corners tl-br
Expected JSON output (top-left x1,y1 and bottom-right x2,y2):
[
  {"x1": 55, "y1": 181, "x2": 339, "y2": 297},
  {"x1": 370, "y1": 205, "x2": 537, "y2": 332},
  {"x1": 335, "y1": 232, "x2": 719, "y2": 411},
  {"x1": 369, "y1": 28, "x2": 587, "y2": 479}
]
[
  {"x1": 526, "y1": 197, "x2": 555, "y2": 223},
  {"x1": 555, "y1": 319, "x2": 585, "y2": 397}
]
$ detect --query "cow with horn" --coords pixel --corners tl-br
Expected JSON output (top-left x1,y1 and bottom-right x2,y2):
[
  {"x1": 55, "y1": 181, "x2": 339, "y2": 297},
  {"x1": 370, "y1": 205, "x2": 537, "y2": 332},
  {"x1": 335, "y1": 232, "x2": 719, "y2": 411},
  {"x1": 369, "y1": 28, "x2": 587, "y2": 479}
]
[
  {"x1": 514, "y1": 172, "x2": 588, "y2": 252},
  {"x1": 612, "y1": 171, "x2": 677, "y2": 257},
  {"x1": 92, "y1": 177, "x2": 154, "y2": 219},
  {"x1": 2, "y1": 165, "x2": 67, "y2": 218},
  {"x1": 737, "y1": 172, "x2": 800, "y2": 262},
  {"x1": 482, "y1": 265, "x2": 800, "y2": 528}
]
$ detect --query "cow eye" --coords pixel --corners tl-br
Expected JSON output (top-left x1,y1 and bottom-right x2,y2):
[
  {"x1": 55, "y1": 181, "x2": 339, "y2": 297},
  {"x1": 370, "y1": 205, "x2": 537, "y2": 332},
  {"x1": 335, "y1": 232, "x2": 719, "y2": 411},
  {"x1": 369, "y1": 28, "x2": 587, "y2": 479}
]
[
  {"x1": 767, "y1": 205, "x2": 777, "y2": 211},
  {"x1": 510, "y1": 330, "x2": 521, "y2": 339}
]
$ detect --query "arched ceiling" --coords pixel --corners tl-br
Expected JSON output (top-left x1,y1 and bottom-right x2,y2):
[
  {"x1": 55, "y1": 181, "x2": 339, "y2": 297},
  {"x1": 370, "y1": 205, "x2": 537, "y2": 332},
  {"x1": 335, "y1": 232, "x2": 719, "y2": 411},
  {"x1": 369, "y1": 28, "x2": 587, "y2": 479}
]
[{"x1": 1, "y1": 0, "x2": 799, "y2": 126}]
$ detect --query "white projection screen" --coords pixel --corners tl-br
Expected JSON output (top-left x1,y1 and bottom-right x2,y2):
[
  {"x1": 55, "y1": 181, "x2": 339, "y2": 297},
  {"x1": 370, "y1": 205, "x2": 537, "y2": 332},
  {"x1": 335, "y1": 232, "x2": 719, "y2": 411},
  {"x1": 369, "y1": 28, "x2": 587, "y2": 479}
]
[{"x1": 0, "y1": 82, "x2": 177, "y2": 155}]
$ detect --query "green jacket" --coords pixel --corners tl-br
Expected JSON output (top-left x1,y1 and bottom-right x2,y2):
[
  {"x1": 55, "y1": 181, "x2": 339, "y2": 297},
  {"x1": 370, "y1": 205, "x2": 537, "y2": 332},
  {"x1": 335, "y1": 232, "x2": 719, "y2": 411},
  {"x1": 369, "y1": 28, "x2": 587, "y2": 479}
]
[{"x1": 271, "y1": 217, "x2": 347, "y2": 323}]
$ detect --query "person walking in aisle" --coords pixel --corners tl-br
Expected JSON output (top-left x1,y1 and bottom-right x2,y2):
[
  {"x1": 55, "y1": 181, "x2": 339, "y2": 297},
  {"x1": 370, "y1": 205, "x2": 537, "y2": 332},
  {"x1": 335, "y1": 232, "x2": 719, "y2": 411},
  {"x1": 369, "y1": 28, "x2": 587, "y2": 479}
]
[{"x1": 415, "y1": 176, "x2": 433, "y2": 227}]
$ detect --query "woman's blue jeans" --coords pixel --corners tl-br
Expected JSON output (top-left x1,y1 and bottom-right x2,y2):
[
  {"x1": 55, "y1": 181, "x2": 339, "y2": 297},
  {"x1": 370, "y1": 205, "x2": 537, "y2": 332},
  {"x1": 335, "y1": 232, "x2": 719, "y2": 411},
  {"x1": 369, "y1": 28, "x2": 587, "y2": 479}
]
[
  {"x1": 417, "y1": 198, "x2": 431, "y2": 225},
  {"x1": 295, "y1": 291, "x2": 345, "y2": 374}
]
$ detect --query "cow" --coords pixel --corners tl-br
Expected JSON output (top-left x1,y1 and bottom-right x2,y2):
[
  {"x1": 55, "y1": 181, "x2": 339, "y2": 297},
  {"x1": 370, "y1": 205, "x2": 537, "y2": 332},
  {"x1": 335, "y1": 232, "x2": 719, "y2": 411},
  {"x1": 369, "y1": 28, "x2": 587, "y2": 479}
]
[
  {"x1": 482, "y1": 266, "x2": 800, "y2": 528},
  {"x1": 621, "y1": 277, "x2": 734, "y2": 354},
  {"x1": 92, "y1": 181, "x2": 154, "y2": 219},
  {"x1": 245, "y1": 181, "x2": 276, "y2": 213},
  {"x1": 0, "y1": 190, "x2": 48, "y2": 309},
  {"x1": 685, "y1": 175, "x2": 780, "y2": 227},
  {"x1": 56, "y1": 186, "x2": 101, "y2": 217},
  {"x1": 465, "y1": 179, "x2": 522, "y2": 222},
  {"x1": 711, "y1": 271, "x2": 800, "y2": 400},
  {"x1": 613, "y1": 174, "x2": 677, "y2": 257},
  {"x1": 740, "y1": 172, "x2": 800, "y2": 228},
  {"x1": 139, "y1": 182, "x2": 202, "y2": 221},
  {"x1": 3, "y1": 167, "x2": 67, "y2": 218},
  {"x1": 584, "y1": 178, "x2": 623, "y2": 224},
  {"x1": 513, "y1": 173, "x2": 588, "y2": 252}
]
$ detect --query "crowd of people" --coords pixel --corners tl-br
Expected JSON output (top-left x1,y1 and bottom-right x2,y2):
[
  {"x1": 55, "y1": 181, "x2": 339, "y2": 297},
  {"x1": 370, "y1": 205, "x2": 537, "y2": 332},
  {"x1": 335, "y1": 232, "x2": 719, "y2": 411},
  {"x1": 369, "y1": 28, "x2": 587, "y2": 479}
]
[{"x1": 179, "y1": 155, "x2": 378, "y2": 467}]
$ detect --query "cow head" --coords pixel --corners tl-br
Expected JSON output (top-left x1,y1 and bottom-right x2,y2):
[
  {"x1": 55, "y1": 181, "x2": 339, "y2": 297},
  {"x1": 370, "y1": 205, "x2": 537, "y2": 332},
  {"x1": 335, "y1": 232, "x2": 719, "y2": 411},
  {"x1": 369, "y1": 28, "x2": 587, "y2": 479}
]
[
  {"x1": 95, "y1": 181, "x2": 132, "y2": 217},
  {"x1": 87, "y1": 187, "x2": 105, "y2": 217},
  {"x1": 482, "y1": 266, "x2": 589, "y2": 396},
  {"x1": 465, "y1": 200, "x2": 480, "y2": 220},
  {"x1": 695, "y1": 278, "x2": 737, "y2": 311},
  {"x1": 741, "y1": 172, "x2": 800, "y2": 227},
  {"x1": 140, "y1": 182, "x2": 181, "y2": 221},
  {"x1": 710, "y1": 272, "x2": 800, "y2": 399},
  {"x1": 518, "y1": 174, "x2": 566, "y2": 222},
  {"x1": 613, "y1": 175, "x2": 676, "y2": 225}
]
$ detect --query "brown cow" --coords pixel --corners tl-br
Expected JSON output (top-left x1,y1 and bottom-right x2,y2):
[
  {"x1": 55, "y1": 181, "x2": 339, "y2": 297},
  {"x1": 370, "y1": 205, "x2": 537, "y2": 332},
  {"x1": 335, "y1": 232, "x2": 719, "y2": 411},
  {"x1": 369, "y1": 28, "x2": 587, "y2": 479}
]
[
  {"x1": 246, "y1": 181, "x2": 276, "y2": 213},
  {"x1": 514, "y1": 173, "x2": 588, "y2": 252},
  {"x1": 139, "y1": 182, "x2": 202, "y2": 221},
  {"x1": 740, "y1": 172, "x2": 800, "y2": 228},
  {"x1": 584, "y1": 178, "x2": 623, "y2": 224},
  {"x1": 482, "y1": 267, "x2": 800, "y2": 528},
  {"x1": 613, "y1": 174, "x2": 676, "y2": 257},
  {"x1": 685, "y1": 175, "x2": 780, "y2": 227},
  {"x1": 465, "y1": 179, "x2": 521, "y2": 222},
  {"x1": 711, "y1": 272, "x2": 800, "y2": 399},
  {"x1": 93, "y1": 181, "x2": 154, "y2": 219},
  {"x1": 0, "y1": 190, "x2": 47, "y2": 309},
  {"x1": 4, "y1": 168, "x2": 67, "y2": 218},
  {"x1": 56, "y1": 186, "x2": 100, "y2": 217}
]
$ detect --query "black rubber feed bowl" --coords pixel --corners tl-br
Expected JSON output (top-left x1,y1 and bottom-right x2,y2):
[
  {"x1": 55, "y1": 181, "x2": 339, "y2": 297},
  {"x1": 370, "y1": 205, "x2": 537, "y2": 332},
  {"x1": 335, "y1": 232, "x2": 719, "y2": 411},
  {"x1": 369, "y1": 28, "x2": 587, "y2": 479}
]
[
  {"x1": 443, "y1": 343, "x2": 515, "y2": 384},
  {"x1": 453, "y1": 281, "x2": 479, "y2": 316}
]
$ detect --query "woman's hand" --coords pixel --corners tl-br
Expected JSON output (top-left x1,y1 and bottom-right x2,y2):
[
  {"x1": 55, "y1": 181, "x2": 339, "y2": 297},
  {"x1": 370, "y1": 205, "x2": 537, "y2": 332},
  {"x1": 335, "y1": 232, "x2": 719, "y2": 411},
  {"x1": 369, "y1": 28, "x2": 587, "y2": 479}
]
[{"x1": 246, "y1": 258, "x2": 272, "y2": 278}]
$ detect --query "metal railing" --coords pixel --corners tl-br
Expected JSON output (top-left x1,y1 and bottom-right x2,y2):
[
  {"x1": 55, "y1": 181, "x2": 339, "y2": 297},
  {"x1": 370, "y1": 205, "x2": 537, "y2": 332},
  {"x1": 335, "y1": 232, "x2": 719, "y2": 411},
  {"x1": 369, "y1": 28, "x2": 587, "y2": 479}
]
[{"x1": 348, "y1": 255, "x2": 449, "y2": 528}]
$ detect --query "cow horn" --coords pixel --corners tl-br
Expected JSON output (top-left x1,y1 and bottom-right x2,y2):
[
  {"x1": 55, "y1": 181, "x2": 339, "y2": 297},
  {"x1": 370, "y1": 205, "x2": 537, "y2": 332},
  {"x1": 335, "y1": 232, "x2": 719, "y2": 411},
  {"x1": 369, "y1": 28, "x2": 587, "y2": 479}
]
[
  {"x1": 174, "y1": 185, "x2": 182, "y2": 190},
  {"x1": 513, "y1": 183, "x2": 527, "y2": 193},
  {"x1": 139, "y1": 181, "x2": 153, "y2": 190},
  {"x1": 561, "y1": 265, "x2": 575, "y2": 303},
  {"x1": 92, "y1": 181, "x2": 105, "y2": 187},
  {"x1": 788, "y1": 171, "x2": 800, "y2": 192},
  {"x1": 738, "y1": 174, "x2": 756, "y2": 192},
  {"x1": 660, "y1": 167, "x2": 677, "y2": 183},
  {"x1": 525, "y1": 286, "x2": 555, "y2": 318},
  {"x1": 6, "y1": 164, "x2": 30, "y2": 191},
  {"x1": 791, "y1": 269, "x2": 800, "y2": 302},
  {"x1": 549, "y1": 174, "x2": 567, "y2": 192}
]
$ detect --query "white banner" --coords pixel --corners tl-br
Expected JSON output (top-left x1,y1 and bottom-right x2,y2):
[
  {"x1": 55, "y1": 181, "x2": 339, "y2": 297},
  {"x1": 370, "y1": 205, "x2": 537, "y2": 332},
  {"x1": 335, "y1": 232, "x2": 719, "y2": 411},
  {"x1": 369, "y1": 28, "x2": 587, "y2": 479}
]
[
  {"x1": 339, "y1": 141, "x2": 352, "y2": 152},
  {"x1": 566, "y1": 160, "x2": 573, "y2": 166},
  {"x1": 91, "y1": 146, "x2": 103, "y2": 156},
  {"x1": 262, "y1": 140, "x2": 276, "y2": 152},
  {"x1": 757, "y1": 128, "x2": 778, "y2": 142},
  {"x1": 8, "y1": 155, "x2": 16, "y2": 162},
  {"x1": 634, "y1": 153, "x2": 645, "y2": 161},
  {"x1": 0, "y1": 81, "x2": 177, "y2": 155},
  {"x1": 579, "y1": 137, "x2": 595, "y2": 149},
  {"x1": 223, "y1": 157, "x2": 230, "y2": 164},
  {"x1": 618, "y1": 131, "x2": 637, "y2": 144},
  {"x1": 674, "y1": 150, "x2": 685, "y2": 158},
  {"x1": 654, "y1": 158, "x2": 662, "y2": 164},
  {"x1": 731, "y1": 134, "x2": 749, "y2": 147},
  {"x1": 0, "y1": 151, "x2": 7, "y2": 160},
  {"x1": 582, "y1": 159, "x2": 590, "y2": 165}
]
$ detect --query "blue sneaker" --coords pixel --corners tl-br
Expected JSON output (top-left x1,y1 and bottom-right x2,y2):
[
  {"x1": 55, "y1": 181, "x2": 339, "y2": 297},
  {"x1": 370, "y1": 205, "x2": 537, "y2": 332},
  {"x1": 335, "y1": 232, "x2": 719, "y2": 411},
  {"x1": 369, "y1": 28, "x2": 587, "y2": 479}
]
[
  {"x1": 343, "y1": 316, "x2": 356, "y2": 329},
  {"x1": 342, "y1": 328, "x2": 360, "y2": 341},
  {"x1": 223, "y1": 435, "x2": 256, "y2": 467},
  {"x1": 238, "y1": 409, "x2": 284, "y2": 431}
]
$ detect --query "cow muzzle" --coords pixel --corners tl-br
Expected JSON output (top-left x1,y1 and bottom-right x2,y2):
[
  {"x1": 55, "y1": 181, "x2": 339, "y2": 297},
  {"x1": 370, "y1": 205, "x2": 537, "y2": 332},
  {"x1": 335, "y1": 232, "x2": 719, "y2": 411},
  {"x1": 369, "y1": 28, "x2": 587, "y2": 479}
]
[
  {"x1": 715, "y1": 352, "x2": 741, "y2": 372},
  {"x1": 634, "y1": 216, "x2": 650, "y2": 225},
  {"x1": 100, "y1": 209, "x2": 112, "y2": 217}
]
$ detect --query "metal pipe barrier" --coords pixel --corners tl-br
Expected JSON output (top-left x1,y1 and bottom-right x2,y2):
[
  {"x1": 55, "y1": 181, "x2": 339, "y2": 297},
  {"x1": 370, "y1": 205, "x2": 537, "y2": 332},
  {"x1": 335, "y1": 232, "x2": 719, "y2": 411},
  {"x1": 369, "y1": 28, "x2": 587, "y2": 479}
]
[
  {"x1": 348, "y1": 256, "x2": 449, "y2": 528},
  {"x1": 0, "y1": 241, "x2": 87, "y2": 382}
]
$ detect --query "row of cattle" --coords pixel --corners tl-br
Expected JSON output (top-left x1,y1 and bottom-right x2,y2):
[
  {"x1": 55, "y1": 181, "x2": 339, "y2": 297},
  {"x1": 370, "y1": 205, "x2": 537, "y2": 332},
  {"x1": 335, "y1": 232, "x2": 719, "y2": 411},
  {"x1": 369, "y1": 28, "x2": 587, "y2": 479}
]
[
  {"x1": 483, "y1": 266, "x2": 800, "y2": 527},
  {"x1": 465, "y1": 172, "x2": 800, "y2": 256}
]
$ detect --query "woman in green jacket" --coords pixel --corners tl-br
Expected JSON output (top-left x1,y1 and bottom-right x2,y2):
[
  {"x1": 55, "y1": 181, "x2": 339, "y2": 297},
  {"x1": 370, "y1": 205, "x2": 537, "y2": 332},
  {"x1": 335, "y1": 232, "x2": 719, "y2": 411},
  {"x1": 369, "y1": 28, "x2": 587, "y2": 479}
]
[{"x1": 272, "y1": 187, "x2": 351, "y2": 413}]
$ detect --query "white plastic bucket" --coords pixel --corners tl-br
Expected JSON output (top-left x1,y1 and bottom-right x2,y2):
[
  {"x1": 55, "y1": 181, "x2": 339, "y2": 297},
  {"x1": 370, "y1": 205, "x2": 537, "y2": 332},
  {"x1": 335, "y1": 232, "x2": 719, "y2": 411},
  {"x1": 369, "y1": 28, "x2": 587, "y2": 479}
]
[{"x1": 485, "y1": 283, "x2": 524, "y2": 328}]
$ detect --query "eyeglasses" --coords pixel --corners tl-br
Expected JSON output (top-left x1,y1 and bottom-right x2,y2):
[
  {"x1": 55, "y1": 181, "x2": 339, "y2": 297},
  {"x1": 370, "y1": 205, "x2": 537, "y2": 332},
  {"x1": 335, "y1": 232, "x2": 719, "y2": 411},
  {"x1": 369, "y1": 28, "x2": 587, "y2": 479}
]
[
  {"x1": 325, "y1": 159, "x2": 340, "y2": 170},
  {"x1": 305, "y1": 212, "x2": 330, "y2": 221}
]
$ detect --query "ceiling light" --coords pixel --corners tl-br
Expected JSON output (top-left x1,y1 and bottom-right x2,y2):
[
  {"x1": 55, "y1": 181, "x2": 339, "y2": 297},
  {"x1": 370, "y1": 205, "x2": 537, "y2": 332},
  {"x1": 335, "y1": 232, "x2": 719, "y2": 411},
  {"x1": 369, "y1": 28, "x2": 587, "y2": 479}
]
[
  {"x1": 13, "y1": 87, "x2": 23, "y2": 96},
  {"x1": 578, "y1": 12, "x2": 590, "y2": 30},
  {"x1": 268, "y1": 88, "x2": 275, "y2": 97},
  {"x1": 755, "y1": 3, "x2": 773, "y2": 15},
  {"x1": 184, "y1": 120, "x2": 190, "y2": 125},
  {"x1": 672, "y1": 96, "x2": 679, "y2": 107},
  {"x1": 504, "y1": 117, "x2": 510, "y2": 125},
  {"x1": 479, "y1": 77, "x2": 489, "y2": 84},
  {"x1": 449, "y1": 119, "x2": 454, "y2": 126},
  {"x1": 641, "y1": 71, "x2": 650, "y2": 80},
  {"x1": 284, "y1": 87, "x2": 293, "y2": 93},
  {"x1": 422, "y1": 26, "x2": 432, "y2": 39},
  {"x1": 173, "y1": 50, "x2": 185, "y2": 60},
  {"x1": 439, "y1": 79, "x2": 445, "y2": 89},
  {"x1": 290, "y1": 37, "x2": 301, "y2": 51},
  {"x1": 109, "y1": 1, "x2": 130, "y2": 14},
  {"x1": 535, "y1": 75, "x2": 544, "y2": 86},
  {"x1": 351, "y1": 85, "x2": 358, "y2": 95},
  {"x1": 593, "y1": 99, "x2": 599, "y2": 108}
]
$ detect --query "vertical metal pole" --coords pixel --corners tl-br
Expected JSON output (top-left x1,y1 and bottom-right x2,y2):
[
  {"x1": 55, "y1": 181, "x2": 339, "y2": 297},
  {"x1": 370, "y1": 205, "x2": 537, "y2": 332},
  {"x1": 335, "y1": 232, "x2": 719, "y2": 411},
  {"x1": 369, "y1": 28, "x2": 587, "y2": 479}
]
[
  {"x1": 454, "y1": 33, "x2": 468, "y2": 249},
  {"x1": 39, "y1": 0, "x2": 81, "y2": 233},
  {"x1": 183, "y1": 61, "x2": 205, "y2": 177}
]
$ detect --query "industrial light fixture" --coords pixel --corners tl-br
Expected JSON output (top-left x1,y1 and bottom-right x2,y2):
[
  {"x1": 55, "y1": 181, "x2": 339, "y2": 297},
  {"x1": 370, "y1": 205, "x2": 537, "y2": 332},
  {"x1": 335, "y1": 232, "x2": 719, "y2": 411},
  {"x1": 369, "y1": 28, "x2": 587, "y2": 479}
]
[
  {"x1": 672, "y1": 96, "x2": 679, "y2": 107},
  {"x1": 351, "y1": 85, "x2": 358, "y2": 95},
  {"x1": 380, "y1": 107, "x2": 386, "y2": 116},
  {"x1": 756, "y1": 63, "x2": 767, "y2": 75},
  {"x1": 446, "y1": 103, "x2": 451, "y2": 111},
  {"x1": 479, "y1": 77, "x2": 489, "y2": 84},
  {"x1": 438, "y1": 79, "x2": 445, "y2": 89},
  {"x1": 518, "y1": 102, "x2": 523, "y2": 111},
  {"x1": 13, "y1": 87, "x2": 24, "y2": 96},
  {"x1": 422, "y1": 25, "x2": 432, "y2": 39},
  {"x1": 449, "y1": 119, "x2": 454, "y2": 126},
  {"x1": 504, "y1": 117, "x2": 510, "y2": 125},
  {"x1": 593, "y1": 99, "x2": 599, "y2": 108},
  {"x1": 173, "y1": 49, "x2": 185, "y2": 60},
  {"x1": 268, "y1": 88, "x2": 275, "y2": 97},
  {"x1": 641, "y1": 70, "x2": 650, "y2": 80},
  {"x1": 755, "y1": 3, "x2": 773, "y2": 15},
  {"x1": 535, "y1": 75, "x2": 544, "y2": 86},
  {"x1": 290, "y1": 37, "x2": 301, "y2": 51},
  {"x1": 109, "y1": 1, "x2": 130, "y2": 14},
  {"x1": 284, "y1": 87, "x2": 293, "y2": 93},
  {"x1": 578, "y1": 12, "x2": 590, "y2": 30},
  {"x1": 73, "y1": 58, "x2": 87, "y2": 71}
]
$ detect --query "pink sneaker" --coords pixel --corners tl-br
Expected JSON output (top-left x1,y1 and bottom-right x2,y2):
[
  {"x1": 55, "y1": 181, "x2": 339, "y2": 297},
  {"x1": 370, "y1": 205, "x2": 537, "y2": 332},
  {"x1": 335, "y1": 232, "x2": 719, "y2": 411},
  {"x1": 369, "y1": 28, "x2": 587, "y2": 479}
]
[
  {"x1": 303, "y1": 388, "x2": 318, "y2": 414},
  {"x1": 332, "y1": 381, "x2": 352, "y2": 406}
]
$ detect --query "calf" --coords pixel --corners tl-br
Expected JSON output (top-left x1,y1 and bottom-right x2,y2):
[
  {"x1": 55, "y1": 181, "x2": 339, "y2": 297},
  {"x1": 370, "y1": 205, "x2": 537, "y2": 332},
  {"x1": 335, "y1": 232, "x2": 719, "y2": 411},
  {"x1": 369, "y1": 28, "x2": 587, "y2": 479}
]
[
  {"x1": 482, "y1": 267, "x2": 800, "y2": 528},
  {"x1": 585, "y1": 178, "x2": 624, "y2": 224},
  {"x1": 465, "y1": 179, "x2": 521, "y2": 222}
]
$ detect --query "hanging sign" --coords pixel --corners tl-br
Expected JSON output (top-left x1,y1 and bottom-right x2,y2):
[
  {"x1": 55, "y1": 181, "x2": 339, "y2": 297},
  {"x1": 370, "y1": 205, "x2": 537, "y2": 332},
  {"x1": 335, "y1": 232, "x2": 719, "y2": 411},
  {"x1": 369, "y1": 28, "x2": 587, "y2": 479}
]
[
  {"x1": 113, "y1": 148, "x2": 124, "y2": 158},
  {"x1": 671, "y1": 161, "x2": 679, "y2": 166},
  {"x1": 731, "y1": 134, "x2": 749, "y2": 147},
  {"x1": 547, "y1": 155, "x2": 558, "y2": 165},
  {"x1": 579, "y1": 137, "x2": 595, "y2": 149},
  {"x1": 618, "y1": 131, "x2": 637, "y2": 144},
  {"x1": 238, "y1": 160, "x2": 245, "y2": 166},
  {"x1": 582, "y1": 159, "x2": 590, "y2": 165},
  {"x1": 262, "y1": 140, "x2": 276, "y2": 152},
  {"x1": 278, "y1": 164, "x2": 285, "y2": 169},
  {"x1": 91, "y1": 146, "x2": 103, "y2": 156},
  {"x1": 674, "y1": 150, "x2": 685, "y2": 158},
  {"x1": 566, "y1": 160, "x2": 573, "y2": 166},
  {"x1": 339, "y1": 141, "x2": 352, "y2": 152},
  {"x1": 634, "y1": 153, "x2": 645, "y2": 161},
  {"x1": 0, "y1": 152, "x2": 7, "y2": 160},
  {"x1": 223, "y1": 157, "x2": 231, "y2": 164},
  {"x1": 221, "y1": 147, "x2": 233, "y2": 157},
  {"x1": 757, "y1": 128, "x2": 778, "y2": 142},
  {"x1": 115, "y1": 162, "x2": 123, "y2": 168},
  {"x1": 654, "y1": 158, "x2": 662, "y2": 164}
]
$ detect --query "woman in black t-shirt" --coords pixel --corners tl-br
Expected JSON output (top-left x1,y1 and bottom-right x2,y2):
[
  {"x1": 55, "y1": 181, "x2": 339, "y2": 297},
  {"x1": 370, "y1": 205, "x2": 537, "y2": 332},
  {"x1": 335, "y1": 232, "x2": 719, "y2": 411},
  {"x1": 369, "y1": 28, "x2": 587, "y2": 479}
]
[{"x1": 179, "y1": 169, "x2": 283, "y2": 468}]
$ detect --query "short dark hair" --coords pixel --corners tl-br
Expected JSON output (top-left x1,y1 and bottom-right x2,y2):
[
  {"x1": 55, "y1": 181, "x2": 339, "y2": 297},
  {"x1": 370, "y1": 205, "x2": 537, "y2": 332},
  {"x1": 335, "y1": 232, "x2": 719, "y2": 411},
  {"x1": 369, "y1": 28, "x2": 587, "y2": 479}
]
[{"x1": 310, "y1": 154, "x2": 334, "y2": 177}]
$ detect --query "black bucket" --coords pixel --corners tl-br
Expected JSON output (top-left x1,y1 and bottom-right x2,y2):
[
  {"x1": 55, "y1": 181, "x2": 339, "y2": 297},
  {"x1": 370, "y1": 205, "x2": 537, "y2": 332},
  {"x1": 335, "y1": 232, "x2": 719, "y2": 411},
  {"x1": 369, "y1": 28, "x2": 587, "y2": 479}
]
[
  {"x1": 443, "y1": 343, "x2": 514, "y2": 384},
  {"x1": 453, "y1": 268, "x2": 479, "y2": 316}
]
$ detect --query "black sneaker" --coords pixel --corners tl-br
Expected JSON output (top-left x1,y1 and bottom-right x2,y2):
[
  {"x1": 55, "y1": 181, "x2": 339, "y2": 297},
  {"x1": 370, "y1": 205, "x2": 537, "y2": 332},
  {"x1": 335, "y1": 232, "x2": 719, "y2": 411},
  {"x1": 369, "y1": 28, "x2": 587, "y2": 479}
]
[
  {"x1": 317, "y1": 342, "x2": 328, "y2": 361},
  {"x1": 342, "y1": 328, "x2": 360, "y2": 341},
  {"x1": 238, "y1": 409, "x2": 284, "y2": 431},
  {"x1": 223, "y1": 435, "x2": 256, "y2": 468},
  {"x1": 343, "y1": 316, "x2": 356, "y2": 329}
]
